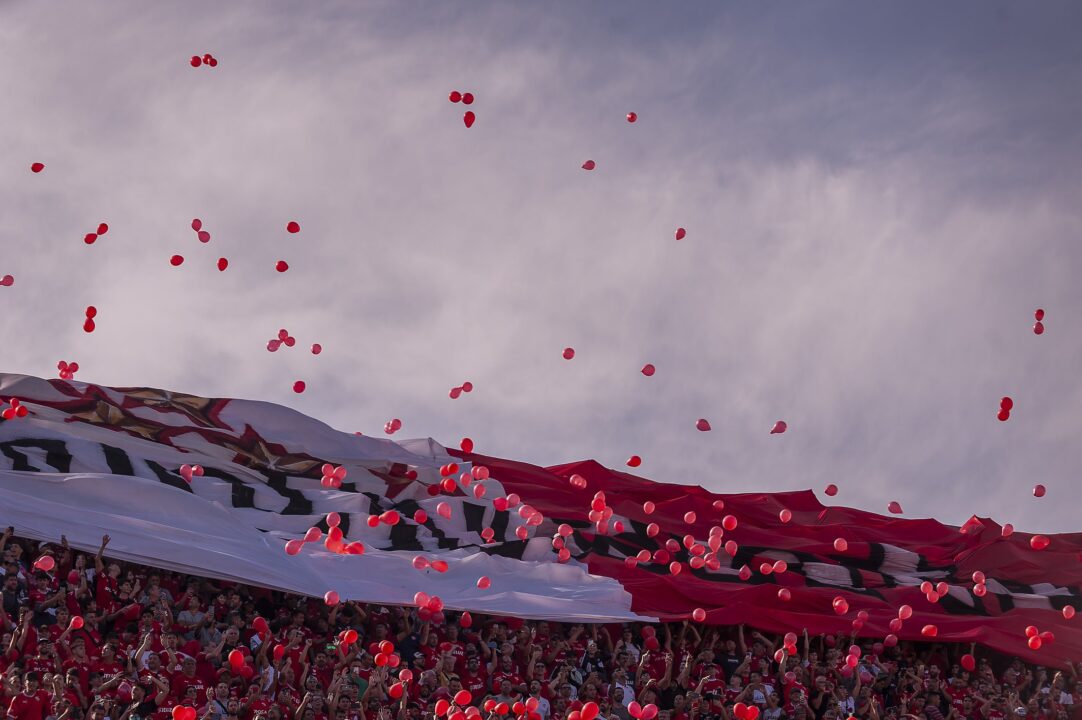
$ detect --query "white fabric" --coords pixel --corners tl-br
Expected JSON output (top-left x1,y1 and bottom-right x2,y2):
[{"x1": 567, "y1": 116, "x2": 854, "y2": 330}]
[{"x1": 0, "y1": 373, "x2": 644, "y2": 622}]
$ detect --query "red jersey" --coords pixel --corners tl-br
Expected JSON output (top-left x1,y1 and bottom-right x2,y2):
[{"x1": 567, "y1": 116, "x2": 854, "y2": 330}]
[
  {"x1": 491, "y1": 671, "x2": 524, "y2": 693},
  {"x1": 6, "y1": 691, "x2": 51, "y2": 720},
  {"x1": 171, "y1": 675, "x2": 207, "y2": 701},
  {"x1": 461, "y1": 668, "x2": 489, "y2": 699},
  {"x1": 96, "y1": 577, "x2": 119, "y2": 613},
  {"x1": 947, "y1": 686, "x2": 971, "y2": 712},
  {"x1": 24, "y1": 657, "x2": 56, "y2": 675}
]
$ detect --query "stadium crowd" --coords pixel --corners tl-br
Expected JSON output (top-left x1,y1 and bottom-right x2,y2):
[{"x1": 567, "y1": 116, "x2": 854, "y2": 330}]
[{"x1": 1, "y1": 529, "x2": 1079, "y2": 720}]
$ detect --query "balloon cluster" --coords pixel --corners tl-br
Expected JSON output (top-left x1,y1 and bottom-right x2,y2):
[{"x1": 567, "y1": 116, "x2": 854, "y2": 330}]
[
  {"x1": 321, "y1": 463, "x2": 347, "y2": 488},
  {"x1": 57, "y1": 360, "x2": 80, "y2": 380},
  {"x1": 1, "y1": 398, "x2": 28, "y2": 420},
  {"x1": 449, "y1": 90, "x2": 476, "y2": 128}
]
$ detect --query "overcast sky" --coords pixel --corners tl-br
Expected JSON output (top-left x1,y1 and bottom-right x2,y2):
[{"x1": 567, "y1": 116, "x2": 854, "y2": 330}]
[{"x1": 2, "y1": 1, "x2": 1080, "y2": 532}]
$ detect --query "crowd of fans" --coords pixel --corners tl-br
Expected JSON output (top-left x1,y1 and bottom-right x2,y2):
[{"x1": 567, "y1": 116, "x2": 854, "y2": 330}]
[{"x1": 2, "y1": 529, "x2": 1079, "y2": 720}]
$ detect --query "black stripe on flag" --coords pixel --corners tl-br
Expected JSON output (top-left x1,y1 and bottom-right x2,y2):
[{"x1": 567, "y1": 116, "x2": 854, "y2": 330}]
[{"x1": 0, "y1": 439, "x2": 73, "y2": 473}]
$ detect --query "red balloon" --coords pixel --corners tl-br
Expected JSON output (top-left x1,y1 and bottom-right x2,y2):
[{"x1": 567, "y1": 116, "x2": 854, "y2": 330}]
[
  {"x1": 641, "y1": 363, "x2": 655, "y2": 376},
  {"x1": 1000, "y1": 396, "x2": 1014, "y2": 410},
  {"x1": 461, "y1": 93, "x2": 474, "y2": 105},
  {"x1": 961, "y1": 654, "x2": 976, "y2": 671},
  {"x1": 771, "y1": 420, "x2": 788, "y2": 435},
  {"x1": 463, "y1": 111, "x2": 476, "y2": 129},
  {"x1": 823, "y1": 483, "x2": 838, "y2": 496},
  {"x1": 581, "y1": 703, "x2": 600, "y2": 720},
  {"x1": 581, "y1": 160, "x2": 596, "y2": 171},
  {"x1": 1035, "y1": 308, "x2": 1045, "y2": 321},
  {"x1": 921, "y1": 625, "x2": 938, "y2": 637},
  {"x1": 217, "y1": 257, "x2": 229, "y2": 271},
  {"x1": 30, "y1": 162, "x2": 45, "y2": 173},
  {"x1": 293, "y1": 380, "x2": 306, "y2": 393},
  {"x1": 675, "y1": 227, "x2": 686, "y2": 241},
  {"x1": 1033, "y1": 484, "x2": 1046, "y2": 498},
  {"x1": 69, "y1": 615, "x2": 84, "y2": 630},
  {"x1": 276, "y1": 260, "x2": 289, "y2": 272},
  {"x1": 286, "y1": 221, "x2": 300, "y2": 233},
  {"x1": 170, "y1": 254, "x2": 184, "y2": 266},
  {"x1": 626, "y1": 112, "x2": 637, "y2": 123},
  {"x1": 1030, "y1": 535, "x2": 1050, "y2": 550},
  {"x1": 228, "y1": 649, "x2": 244, "y2": 668},
  {"x1": 691, "y1": 607, "x2": 706, "y2": 622},
  {"x1": 454, "y1": 691, "x2": 472, "y2": 706},
  {"x1": 1033, "y1": 321, "x2": 1045, "y2": 335},
  {"x1": 33, "y1": 556, "x2": 55, "y2": 572},
  {"x1": 1027, "y1": 636, "x2": 1042, "y2": 650},
  {"x1": 779, "y1": 508, "x2": 792, "y2": 523},
  {"x1": 695, "y1": 418, "x2": 711, "y2": 432},
  {"x1": 627, "y1": 455, "x2": 642, "y2": 467}
]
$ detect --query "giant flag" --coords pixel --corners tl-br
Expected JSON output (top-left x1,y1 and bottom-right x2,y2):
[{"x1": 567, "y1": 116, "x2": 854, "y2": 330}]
[{"x1": 0, "y1": 373, "x2": 1079, "y2": 666}]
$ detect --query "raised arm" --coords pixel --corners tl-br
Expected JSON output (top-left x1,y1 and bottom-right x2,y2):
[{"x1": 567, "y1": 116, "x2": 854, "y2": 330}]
[
  {"x1": 94, "y1": 535, "x2": 111, "y2": 576},
  {"x1": 0, "y1": 527, "x2": 12, "y2": 558}
]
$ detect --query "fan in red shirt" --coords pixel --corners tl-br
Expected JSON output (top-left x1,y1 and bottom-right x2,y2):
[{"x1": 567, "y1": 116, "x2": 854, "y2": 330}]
[
  {"x1": 5, "y1": 673, "x2": 51, "y2": 720},
  {"x1": 460, "y1": 655, "x2": 489, "y2": 700},
  {"x1": 172, "y1": 656, "x2": 208, "y2": 700},
  {"x1": 23, "y1": 639, "x2": 58, "y2": 676},
  {"x1": 490, "y1": 655, "x2": 525, "y2": 693},
  {"x1": 93, "y1": 536, "x2": 122, "y2": 615}
]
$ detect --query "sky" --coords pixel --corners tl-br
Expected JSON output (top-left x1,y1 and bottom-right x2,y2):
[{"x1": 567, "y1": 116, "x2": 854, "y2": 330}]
[{"x1": 1, "y1": 1, "x2": 1080, "y2": 533}]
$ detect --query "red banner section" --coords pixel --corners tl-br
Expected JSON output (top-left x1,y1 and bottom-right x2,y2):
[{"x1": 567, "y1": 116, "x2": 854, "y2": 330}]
[{"x1": 456, "y1": 452, "x2": 1082, "y2": 667}]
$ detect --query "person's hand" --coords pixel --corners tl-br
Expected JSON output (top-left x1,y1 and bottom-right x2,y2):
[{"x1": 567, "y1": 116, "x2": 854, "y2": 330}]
[
  {"x1": 207, "y1": 689, "x2": 216, "y2": 700},
  {"x1": 2, "y1": 526, "x2": 12, "y2": 540},
  {"x1": 102, "y1": 535, "x2": 111, "y2": 547}
]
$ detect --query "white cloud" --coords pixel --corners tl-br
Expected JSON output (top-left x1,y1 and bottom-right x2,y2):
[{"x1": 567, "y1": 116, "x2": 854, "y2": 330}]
[{"x1": 1, "y1": 1, "x2": 1080, "y2": 531}]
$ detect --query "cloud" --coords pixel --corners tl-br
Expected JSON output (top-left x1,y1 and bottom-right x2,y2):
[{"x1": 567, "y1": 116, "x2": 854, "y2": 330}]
[{"x1": 1, "y1": 1, "x2": 1080, "y2": 531}]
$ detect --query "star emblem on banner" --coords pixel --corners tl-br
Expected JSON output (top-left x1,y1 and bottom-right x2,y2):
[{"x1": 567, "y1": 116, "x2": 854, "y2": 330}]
[
  {"x1": 367, "y1": 466, "x2": 417, "y2": 500},
  {"x1": 68, "y1": 400, "x2": 165, "y2": 442},
  {"x1": 118, "y1": 386, "x2": 220, "y2": 428},
  {"x1": 228, "y1": 428, "x2": 322, "y2": 476}
]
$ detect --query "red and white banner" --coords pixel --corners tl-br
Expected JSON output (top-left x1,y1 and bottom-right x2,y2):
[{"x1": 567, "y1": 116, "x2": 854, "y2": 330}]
[{"x1": 1, "y1": 374, "x2": 1079, "y2": 666}]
